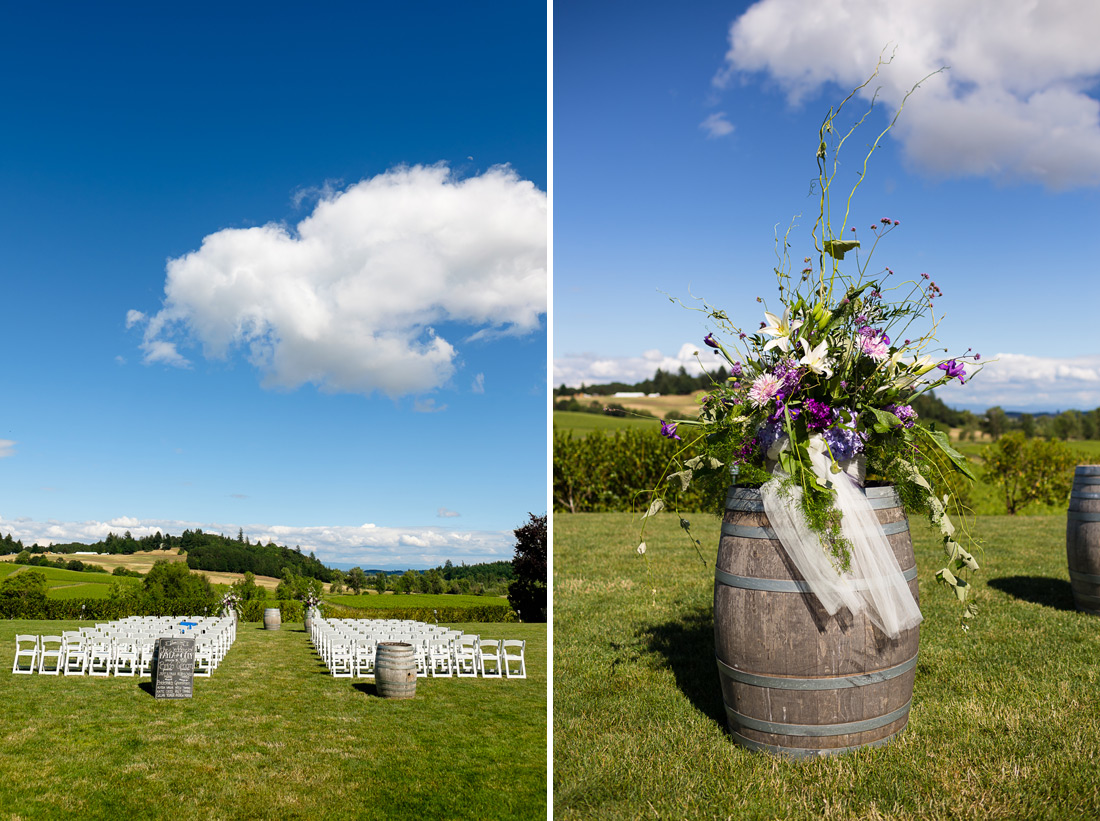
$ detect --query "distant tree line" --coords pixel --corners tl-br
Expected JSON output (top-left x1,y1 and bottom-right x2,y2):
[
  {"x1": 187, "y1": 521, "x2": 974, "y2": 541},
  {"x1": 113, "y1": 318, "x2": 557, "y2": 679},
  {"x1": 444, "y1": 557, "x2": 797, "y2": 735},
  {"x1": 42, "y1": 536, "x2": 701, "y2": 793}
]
[
  {"x1": 0, "y1": 527, "x2": 335, "y2": 583},
  {"x1": 555, "y1": 365, "x2": 728, "y2": 400},
  {"x1": 334, "y1": 560, "x2": 514, "y2": 597}
]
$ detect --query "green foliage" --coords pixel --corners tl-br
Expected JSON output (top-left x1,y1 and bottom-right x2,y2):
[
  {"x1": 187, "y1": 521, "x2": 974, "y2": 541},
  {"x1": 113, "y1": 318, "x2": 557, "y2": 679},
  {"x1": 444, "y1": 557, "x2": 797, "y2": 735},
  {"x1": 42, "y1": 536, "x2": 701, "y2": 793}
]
[
  {"x1": 143, "y1": 560, "x2": 219, "y2": 616},
  {"x1": 229, "y1": 571, "x2": 268, "y2": 602},
  {"x1": 554, "y1": 428, "x2": 715, "y2": 513},
  {"x1": 0, "y1": 569, "x2": 48, "y2": 617},
  {"x1": 982, "y1": 432, "x2": 1081, "y2": 514},
  {"x1": 507, "y1": 513, "x2": 547, "y2": 622},
  {"x1": 322, "y1": 602, "x2": 518, "y2": 623}
]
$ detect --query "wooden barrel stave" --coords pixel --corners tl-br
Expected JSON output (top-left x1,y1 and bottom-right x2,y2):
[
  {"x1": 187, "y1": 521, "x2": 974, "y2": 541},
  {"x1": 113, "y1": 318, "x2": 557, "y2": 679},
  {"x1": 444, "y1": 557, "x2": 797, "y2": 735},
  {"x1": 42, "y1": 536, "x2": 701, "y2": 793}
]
[
  {"x1": 375, "y1": 642, "x2": 417, "y2": 699},
  {"x1": 714, "y1": 484, "x2": 919, "y2": 757}
]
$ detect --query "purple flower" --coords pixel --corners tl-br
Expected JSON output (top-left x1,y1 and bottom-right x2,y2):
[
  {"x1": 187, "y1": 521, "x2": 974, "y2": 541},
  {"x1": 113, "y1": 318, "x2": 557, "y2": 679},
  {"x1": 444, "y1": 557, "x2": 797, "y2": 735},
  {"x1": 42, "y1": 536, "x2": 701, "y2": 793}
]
[
  {"x1": 704, "y1": 333, "x2": 719, "y2": 349},
  {"x1": 884, "y1": 403, "x2": 918, "y2": 429},
  {"x1": 803, "y1": 398, "x2": 836, "y2": 431},
  {"x1": 938, "y1": 360, "x2": 966, "y2": 381},
  {"x1": 660, "y1": 420, "x2": 681, "y2": 441},
  {"x1": 730, "y1": 362, "x2": 743, "y2": 377},
  {"x1": 823, "y1": 425, "x2": 867, "y2": 461}
]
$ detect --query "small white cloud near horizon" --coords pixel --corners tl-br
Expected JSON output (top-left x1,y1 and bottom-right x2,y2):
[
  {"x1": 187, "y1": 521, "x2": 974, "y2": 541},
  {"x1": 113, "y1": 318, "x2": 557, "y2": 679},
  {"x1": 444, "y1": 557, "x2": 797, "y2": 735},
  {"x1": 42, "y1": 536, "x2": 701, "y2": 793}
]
[
  {"x1": 130, "y1": 164, "x2": 547, "y2": 398},
  {"x1": 556, "y1": 349, "x2": 1100, "y2": 412},
  {"x1": 554, "y1": 343, "x2": 713, "y2": 389},
  {"x1": 0, "y1": 440, "x2": 15, "y2": 459},
  {"x1": 718, "y1": 0, "x2": 1100, "y2": 189},
  {"x1": 437, "y1": 507, "x2": 461, "y2": 518},
  {"x1": 700, "y1": 111, "x2": 735, "y2": 139},
  {"x1": 0, "y1": 515, "x2": 513, "y2": 569}
]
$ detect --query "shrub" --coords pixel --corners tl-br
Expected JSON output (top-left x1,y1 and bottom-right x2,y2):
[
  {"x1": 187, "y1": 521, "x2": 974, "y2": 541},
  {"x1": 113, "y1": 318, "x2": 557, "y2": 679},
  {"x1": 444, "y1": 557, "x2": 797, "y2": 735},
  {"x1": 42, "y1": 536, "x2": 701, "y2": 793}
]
[
  {"x1": 982, "y1": 433, "x2": 1081, "y2": 514},
  {"x1": 554, "y1": 428, "x2": 714, "y2": 513}
]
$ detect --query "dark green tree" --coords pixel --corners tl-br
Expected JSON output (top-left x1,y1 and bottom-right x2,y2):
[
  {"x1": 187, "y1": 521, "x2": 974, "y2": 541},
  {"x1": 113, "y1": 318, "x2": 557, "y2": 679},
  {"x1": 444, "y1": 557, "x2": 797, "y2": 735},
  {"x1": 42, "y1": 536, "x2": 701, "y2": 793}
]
[{"x1": 507, "y1": 513, "x2": 547, "y2": 622}]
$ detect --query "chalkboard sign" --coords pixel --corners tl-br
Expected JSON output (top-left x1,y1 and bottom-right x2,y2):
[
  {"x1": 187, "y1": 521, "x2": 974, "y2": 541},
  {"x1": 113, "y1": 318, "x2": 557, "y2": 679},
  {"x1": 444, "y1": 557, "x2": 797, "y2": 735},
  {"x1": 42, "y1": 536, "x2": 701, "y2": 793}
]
[{"x1": 153, "y1": 637, "x2": 195, "y2": 699}]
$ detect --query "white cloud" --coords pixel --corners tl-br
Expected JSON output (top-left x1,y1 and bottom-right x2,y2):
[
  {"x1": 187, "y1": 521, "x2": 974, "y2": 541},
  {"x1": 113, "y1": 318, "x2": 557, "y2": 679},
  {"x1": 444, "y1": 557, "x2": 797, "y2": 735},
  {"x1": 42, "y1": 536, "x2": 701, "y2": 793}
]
[
  {"x1": 0, "y1": 516, "x2": 513, "y2": 570},
  {"x1": 555, "y1": 349, "x2": 1100, "y2": 412},
  {"x1": 936, "y1": 353, "x2": 1100, "y2": 412},
  {"x1": 437, "y1": 507, "x2": 461, "y2": 518},
  {"x1": 0, "y1": 440, "x2": 14, "y2": 459},
  {"x1": 554, "y1": 343, "x2": 715, "y2": 388},
  {"x1": 125, "y1": 309, "x2": 146, "y2": 329},
  {"x1": 471, "y1": 372, "x2": 485, "y2": 394},
  {"x1": 700, "y1": 112, "x2": 735, "y2": 138},
  {"x1": 133, "y1": 164, "x2": 547, "y2": 397},
  {"x1": 413, "y1": 398, "x2": 447, "y2": 413},
  {"x1": 718, "y1": 0, "x2": 1100, "y2": 188}
]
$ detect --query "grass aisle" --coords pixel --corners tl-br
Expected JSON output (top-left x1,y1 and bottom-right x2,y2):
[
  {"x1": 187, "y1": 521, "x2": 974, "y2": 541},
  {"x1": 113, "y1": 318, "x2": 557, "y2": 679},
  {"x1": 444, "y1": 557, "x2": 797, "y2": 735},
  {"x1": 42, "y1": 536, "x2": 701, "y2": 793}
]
[
  {"x1": 1, "y1": 620, "x2": 546, "y2": 820},
  {"x1": 553, "y1": 512, "x2": 1100, "y2": 820}
]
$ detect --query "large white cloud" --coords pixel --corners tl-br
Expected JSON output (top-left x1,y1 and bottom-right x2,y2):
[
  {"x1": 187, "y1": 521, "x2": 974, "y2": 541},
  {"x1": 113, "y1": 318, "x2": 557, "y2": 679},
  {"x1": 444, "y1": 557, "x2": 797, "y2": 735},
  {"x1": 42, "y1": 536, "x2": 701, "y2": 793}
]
[
  {"x1": 0, "y1": 515, "x2": 514, "y2": 570},
  {"x1": 718, "y1": 0, "x2": 1100, "y2": 189},
  {"x1": 556, "y1": 349, "x2": 1100, "y2": 412},
  {"x1": 132, "y1": 164, "x2": 546, "y2": 397}
]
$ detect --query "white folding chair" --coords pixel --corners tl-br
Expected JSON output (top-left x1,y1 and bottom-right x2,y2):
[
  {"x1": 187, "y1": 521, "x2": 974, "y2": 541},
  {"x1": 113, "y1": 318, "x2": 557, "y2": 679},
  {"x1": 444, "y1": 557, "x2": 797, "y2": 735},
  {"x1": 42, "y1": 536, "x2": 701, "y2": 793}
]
[
  {"x1": 502, "y1": 639, "x2": 527, "y2": 679},
  {"x1": 38, "y1": 635, "x2": 64, "y2": 675},
  {"x1": 428, "y1": 638, "x2": 453, "y2": 677},
  {"x1": 12, "y1": 635, "x2": 39, "y2": 674},
  {"x1": 354, "y1": 640, "x2": 376, "y2": 678},
  {"x1": 87, "y1": 638, "x2": 113, "y2": 677},
  {"x1": 62, "y1": 631, "x2": 88, "y2": 676},
  {"x1": 454, "y1": 636, "x2": 479, "y2": 678},
  {"x1": 113, "y1": 640, "x2": 139, "y2": 676},
  {"x1": 478, "y1": 639, "x2": 503, "y2": 678},
  {"x1": 193, "y1": 640, "x2": 215, "y2": 678},
  {"x1": 329, "y1": 639, "x2": 353, "y2": 678}
]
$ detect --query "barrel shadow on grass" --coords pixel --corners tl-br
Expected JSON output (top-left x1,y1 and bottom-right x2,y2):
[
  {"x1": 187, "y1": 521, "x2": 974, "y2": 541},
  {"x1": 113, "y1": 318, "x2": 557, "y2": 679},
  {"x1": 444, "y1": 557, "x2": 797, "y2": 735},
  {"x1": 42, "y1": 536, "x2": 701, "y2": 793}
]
[
  {"x1": 641, "y1": 604, "x2": 726, "y2": 727},
  {"x1": 987, "y1": 575, "x2": 1076, "y2": 611}
]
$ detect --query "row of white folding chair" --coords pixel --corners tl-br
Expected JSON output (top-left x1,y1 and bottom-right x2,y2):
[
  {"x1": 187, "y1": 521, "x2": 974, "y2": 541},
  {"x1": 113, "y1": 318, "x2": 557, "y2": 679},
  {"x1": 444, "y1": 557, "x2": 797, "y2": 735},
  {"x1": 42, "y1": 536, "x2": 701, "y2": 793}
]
[{"x1": 309, "y1": 618, "x2": 524, "y2": 680}]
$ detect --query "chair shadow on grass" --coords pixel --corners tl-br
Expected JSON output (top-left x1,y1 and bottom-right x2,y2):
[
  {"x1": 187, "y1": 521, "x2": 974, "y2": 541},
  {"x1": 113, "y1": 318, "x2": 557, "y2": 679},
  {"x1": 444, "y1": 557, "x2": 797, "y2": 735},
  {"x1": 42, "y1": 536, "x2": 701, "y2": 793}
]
[
  {"x1": 641, "y1": 604, "x2": 726, "y2": 728},
  {"x1": 987, "y1": 575, "x2": 1076, "y2": 611}
]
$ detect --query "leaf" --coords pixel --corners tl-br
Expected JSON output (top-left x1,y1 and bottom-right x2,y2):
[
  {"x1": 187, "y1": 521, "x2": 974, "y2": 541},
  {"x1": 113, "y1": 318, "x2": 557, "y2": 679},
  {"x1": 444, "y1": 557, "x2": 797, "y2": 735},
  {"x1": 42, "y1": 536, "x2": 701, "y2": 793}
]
[
  {"x1": 667, "y1": 470, "x2": 693, "y2": 492},
  {"x1": 640, "y1": 499, "x2": 664, "y2": 521},
  {"x1": 823, "y1": 239, "x2": 860, "y2": 260},
  {"x1": 918, "y1": 426, "x2": 977, "y2": 481}
]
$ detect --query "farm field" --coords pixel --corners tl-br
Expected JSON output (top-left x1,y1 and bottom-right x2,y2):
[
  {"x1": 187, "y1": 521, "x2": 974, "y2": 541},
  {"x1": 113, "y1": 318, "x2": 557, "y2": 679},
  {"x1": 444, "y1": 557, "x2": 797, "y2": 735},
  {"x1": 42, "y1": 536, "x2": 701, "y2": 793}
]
[
  {"x1": 0, "y1": 619, "x2": 546, "y2": 819},
  {"x1": 0, "y1": 563, "x2": 143, "y2": 600},
  {"x1": 553, "y1": 511, "x2": 1100, "y2": 820}
]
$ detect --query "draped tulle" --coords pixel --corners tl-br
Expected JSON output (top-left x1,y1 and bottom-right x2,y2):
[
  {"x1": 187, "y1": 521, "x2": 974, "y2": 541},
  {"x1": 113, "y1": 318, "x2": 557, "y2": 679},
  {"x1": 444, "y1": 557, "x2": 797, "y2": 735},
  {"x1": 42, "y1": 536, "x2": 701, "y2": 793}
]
[{"x1": 760, "y1": 435, "x2": 922, "y2": 638}]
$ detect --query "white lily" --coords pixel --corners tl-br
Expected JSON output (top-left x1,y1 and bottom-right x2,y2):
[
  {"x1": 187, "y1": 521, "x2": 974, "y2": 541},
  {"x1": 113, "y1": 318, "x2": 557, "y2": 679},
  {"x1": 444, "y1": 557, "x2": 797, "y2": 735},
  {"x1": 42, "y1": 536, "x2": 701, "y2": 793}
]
[
  {"x1": 906, "y1": 354, "x2": 936, "y2": 374},
  {"x1": 799, "y1": 337, "x2": 833, "y2": 378},
  {"x1": 761, "y1": 308, "x2": 803, "y2": 353}
]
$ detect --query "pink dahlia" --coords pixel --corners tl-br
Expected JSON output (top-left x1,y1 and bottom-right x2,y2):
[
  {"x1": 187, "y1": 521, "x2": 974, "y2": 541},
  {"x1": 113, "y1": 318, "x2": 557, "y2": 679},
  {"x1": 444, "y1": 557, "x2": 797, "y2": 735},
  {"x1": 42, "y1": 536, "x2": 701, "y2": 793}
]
[{"x1": 748, "y1": 373, "x2": 782, "y2": 407}]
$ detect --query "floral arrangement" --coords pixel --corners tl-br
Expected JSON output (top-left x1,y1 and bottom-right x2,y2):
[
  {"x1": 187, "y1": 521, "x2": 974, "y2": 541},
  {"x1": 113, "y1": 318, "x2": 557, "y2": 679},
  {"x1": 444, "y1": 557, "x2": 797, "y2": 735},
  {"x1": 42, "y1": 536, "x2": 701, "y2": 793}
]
[
  {"x1": 219, "y1": 590, "x2": 241, "y2": 618},
  {"x1": 640, "y1": 65, "x2": 983, "y2": 621}
]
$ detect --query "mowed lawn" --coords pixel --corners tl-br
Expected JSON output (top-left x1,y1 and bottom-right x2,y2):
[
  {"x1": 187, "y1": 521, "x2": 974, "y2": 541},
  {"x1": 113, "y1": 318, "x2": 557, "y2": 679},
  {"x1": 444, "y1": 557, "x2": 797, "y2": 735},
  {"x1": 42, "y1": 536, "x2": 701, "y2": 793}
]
[
  {"x1": 1, "y1": 620, "x2": 546, "y2": 820},
  {"x1": 553, "y1": 511, "x2": 1100, "y2": 820}
]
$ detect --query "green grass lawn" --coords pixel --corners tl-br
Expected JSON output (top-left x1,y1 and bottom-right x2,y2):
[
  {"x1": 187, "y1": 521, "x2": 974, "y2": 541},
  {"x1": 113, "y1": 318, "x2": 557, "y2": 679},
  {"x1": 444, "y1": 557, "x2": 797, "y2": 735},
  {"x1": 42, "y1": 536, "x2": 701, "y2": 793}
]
[
  {"x1": 1, "y1": 620, "x2": 546, "y2": 820},
  {"x1": 553, "y1": 511, "x2": 1100, "y2": 820},
  {"x1": 326, "y1": 592, "x2": 511, "y2": 610}
]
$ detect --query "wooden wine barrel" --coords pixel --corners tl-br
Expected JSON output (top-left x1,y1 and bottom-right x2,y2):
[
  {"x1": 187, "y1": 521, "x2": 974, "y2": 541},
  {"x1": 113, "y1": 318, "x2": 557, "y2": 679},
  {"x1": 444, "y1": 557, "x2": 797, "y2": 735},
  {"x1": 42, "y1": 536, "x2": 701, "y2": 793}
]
[
  {"x1": 714, "y1": 484, "x2": 920, "y2": 758},
  {"x1": 375, "y1": 642, "x2": 417, "y2": 699},
  {"x1": 1067, "y1": 465, "x2": 1100, "y2": 616},
  {"x1": 263, "y1": 607, "x2": 281, "y2": 631}
]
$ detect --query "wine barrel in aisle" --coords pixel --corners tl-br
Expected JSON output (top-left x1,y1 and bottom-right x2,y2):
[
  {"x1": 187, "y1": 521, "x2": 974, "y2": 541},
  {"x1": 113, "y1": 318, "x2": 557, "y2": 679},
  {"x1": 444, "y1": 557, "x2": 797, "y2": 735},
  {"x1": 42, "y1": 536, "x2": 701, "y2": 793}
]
[
  {"x1": 1067, "y1": 465, "x2": 1100, "y2": 616},
  {"x1": 714, "y1": 484, "x2": 920, "y2": 758}
]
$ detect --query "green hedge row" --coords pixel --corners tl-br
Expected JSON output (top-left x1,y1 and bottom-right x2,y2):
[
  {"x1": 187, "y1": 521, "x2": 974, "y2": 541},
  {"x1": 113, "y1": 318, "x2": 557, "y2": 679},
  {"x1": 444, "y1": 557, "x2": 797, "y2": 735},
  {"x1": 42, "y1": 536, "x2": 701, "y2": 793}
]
[
  {"x1": 553, "y1": 428, "x2": 714, "y2": 513},
  {"x1": 0, "y1": 597, "x2": 222, "y2": 621},
  {"x1": 320, "y1": 603, "x2": 519, "y2": 623}
]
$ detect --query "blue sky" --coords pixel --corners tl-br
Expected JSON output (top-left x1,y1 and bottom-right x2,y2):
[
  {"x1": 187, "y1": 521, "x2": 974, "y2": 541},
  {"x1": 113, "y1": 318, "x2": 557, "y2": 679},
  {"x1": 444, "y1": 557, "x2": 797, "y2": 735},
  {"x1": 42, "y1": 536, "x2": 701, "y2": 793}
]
[
  {"x1": 0, "y1": 1, "x2": 547, "y2": 569},
  {"x1": 554, "y1": 0, "x2": 1100, "y2": 414}
]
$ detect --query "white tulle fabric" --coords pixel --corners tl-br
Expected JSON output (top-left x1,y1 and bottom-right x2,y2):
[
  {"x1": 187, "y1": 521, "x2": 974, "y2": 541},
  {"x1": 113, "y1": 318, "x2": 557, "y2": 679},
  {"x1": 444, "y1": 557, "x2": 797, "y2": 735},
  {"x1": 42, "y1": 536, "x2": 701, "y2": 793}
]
[{"x1": 760, "y1": 434, "x2": 922, "y2": 638}]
